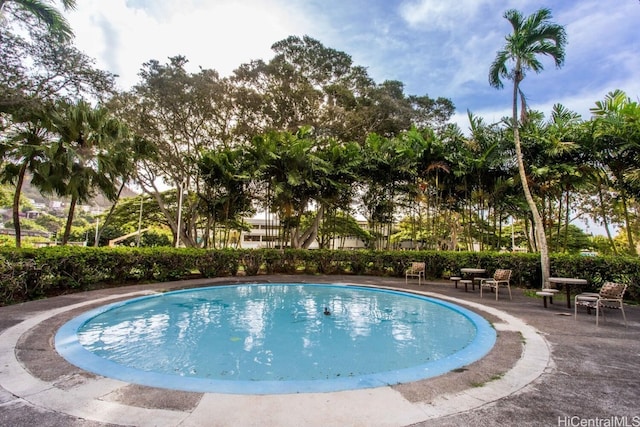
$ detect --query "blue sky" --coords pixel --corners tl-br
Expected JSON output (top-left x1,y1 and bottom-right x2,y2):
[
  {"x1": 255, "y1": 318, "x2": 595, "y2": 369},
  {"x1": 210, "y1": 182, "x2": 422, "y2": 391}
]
[{"x1": 68, "y1": 0, "x2": 640, "y2": 130}]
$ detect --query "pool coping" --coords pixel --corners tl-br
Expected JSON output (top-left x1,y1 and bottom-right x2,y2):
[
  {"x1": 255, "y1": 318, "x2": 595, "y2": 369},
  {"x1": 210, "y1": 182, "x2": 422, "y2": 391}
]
[
  {"x1": 0, "y1": 281, "x2": 551, "y2": 426},
  {"x1": 54, "y1": 283, "x2": 498, "y2": 395}
]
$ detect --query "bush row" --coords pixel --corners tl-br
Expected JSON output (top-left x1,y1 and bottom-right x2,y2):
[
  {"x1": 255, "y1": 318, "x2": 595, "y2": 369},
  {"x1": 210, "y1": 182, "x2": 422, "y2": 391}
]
[{"x1": 1, "y1": 247, "x2": 639, "y2": 306}]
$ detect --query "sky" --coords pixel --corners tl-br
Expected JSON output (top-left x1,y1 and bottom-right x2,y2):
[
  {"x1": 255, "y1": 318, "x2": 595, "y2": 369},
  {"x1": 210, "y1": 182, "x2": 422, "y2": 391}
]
[{"x1": 66, "y1": 0, "x2": 640, "y2": 131}]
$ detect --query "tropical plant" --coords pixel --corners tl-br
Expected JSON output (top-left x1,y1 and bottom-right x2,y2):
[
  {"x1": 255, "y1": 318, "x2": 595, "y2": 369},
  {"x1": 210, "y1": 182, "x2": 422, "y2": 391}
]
[
  {"x1": 489, "y1": 8, "x2": 567, "y2": 287},
  {"x1": 358, "y1": 132, "x2": 406, "y2": 249},
  {"x1": 0, "y1": 0, "x2": 76, "y2": 41},
  {"x1": 45, "y1": 100, "x2": 130, "y2": 244},
  {"x1": 249, "y1": 127, "x2": 332, "y2": 249},
  {"x1": 590, "y1": 90, "x2": 640, "y2": 255},
  {"x1": 198, "y1": 146, "x2": 255, "y2": 248},
  {"x1": 0, "y1": 109, "x2": 51, "y2": 247}
]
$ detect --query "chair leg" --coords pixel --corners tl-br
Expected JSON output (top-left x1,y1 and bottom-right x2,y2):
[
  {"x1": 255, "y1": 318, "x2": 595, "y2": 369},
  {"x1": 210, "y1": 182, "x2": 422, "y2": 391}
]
[
  {"x1": 621, "y1": 303, "x2": 627, "y2": 326},
  {"x1": 507, "y1": 285, "x2": 512, "y2": 300},
  {"x1": 495, "y1": 285, "x2": 499, "y2": 301}
]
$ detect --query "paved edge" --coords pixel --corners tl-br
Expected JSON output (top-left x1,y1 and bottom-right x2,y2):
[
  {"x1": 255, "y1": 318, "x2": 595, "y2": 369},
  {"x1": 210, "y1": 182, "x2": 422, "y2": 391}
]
[{"x1": 0, "y1": 286, "x2": 552, "y2": 427}]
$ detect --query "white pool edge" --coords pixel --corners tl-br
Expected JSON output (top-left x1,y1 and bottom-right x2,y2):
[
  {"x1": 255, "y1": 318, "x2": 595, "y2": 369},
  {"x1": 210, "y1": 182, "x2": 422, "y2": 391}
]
[
  {"x1": 0, "y1": 286, "x2": 551, "y2": 427},
  {"x1": 54, "y1": 283, "x2": 497, "y2": 394}
]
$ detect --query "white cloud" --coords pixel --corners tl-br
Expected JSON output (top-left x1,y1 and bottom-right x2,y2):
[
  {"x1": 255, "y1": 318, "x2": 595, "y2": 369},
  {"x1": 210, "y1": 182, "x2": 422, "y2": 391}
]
[
  {"x1": 64, "y1": 0, "x2": 639, "y2": 124},
  {"x1": 68, "y1": 0, "x2": 315, "y2": 89},
  {"x1": 399, "y1": 0, "x2": 487, "y2": 30}
]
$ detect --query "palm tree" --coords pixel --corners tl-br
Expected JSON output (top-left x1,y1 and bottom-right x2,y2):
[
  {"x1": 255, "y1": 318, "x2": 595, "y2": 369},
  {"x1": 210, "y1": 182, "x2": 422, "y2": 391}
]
[
  {"x1": 198, "y1": 146, "x2": 254, "y2": 248},
  {"x1": 247, "y1": 127, "x2": 332, "y2": 249},
  {"x1": 359, "y1": 132, "x2": 404, "y2": 249},
  {"x1": 46, "y1": 100, "x2": 127, "y2": 244},
  {"x1": 542, "y1": 105, "x2": 587, "y2": 253},
  {"x1": 590, "y1": 90, "x2": 640, "y2": 255},
  {"x1": 0, "y1": 0, "x2": 76, "y2": 41},
  {"x1": 0, "y1": 110, "x2": 51, "y2": 247},
  {"x1": 489, "y1": 8, "x2": 567, "y2": 288},
  {"x1": 315, "y1": 138, "x2": 362, "y2": 249}
]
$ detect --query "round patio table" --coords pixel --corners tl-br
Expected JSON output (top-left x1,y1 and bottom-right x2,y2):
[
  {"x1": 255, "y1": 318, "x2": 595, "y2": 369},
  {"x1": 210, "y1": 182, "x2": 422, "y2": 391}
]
[
  {"x1": 548, "y1": 277, "x2": 588, "y2": 309},
  {"x1": 460, "y1": 268, "x2": 487, "y2": 292}
]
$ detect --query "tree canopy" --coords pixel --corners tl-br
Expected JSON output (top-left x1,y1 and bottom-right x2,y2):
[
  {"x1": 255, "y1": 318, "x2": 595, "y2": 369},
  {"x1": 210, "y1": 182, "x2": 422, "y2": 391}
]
[{"x1": 0, "y1": 17, "x2": 639, "y2": 256}]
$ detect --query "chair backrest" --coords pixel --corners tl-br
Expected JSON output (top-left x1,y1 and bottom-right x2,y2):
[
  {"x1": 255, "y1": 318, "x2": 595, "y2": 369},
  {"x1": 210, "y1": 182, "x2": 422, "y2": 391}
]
[
  {"x1": 411, "y1": 262, "x2": 425, "y2": 272},
  {"x1": 599, "y1": 282, "x2": 627, "y2": 300},
  {"x1": 493, "y1": 269, "x2": 511, "y2": 281}
]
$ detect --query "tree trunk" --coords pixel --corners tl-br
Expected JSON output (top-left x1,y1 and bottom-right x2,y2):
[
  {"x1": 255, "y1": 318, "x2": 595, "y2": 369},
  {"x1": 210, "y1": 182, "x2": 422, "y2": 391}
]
[
  {"x1": 597, "y1": 176, "x2": 617, "y2": 255},
  {"x1": 12, "y1": 162, "x2": 28, "y2": 248},
  {"x1": 62, "y1": 195, "x2": 78, "y2": 245},
  {"x1": 562, "y1": 191, "x2": 570, "y2": 252},
  {"x1": 512, "y1": 72, "x2": 550, "y2": 288},
  {"x1": 497, "y1": 209, "x2": 502, "y2": 250},
  {"x1": 555, "y1": 191, "x2": 563, "y2": 252},
  {"x1": 94, "y1": 181, "x2": 127, "y2": 247},
  {"x1": 620, "y1": 189, "x2": 637, "y2": 255},
  {"x1": 524, "y1": 216, "x2": 534, "y2": 252},
  {"x1": 300, "y1": 208, "x2": 324, "y2": 249}
]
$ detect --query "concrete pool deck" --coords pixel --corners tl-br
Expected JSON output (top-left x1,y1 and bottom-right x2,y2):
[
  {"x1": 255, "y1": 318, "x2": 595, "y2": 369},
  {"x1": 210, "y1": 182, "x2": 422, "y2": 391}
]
[{"x1": 1, "y1": 275, "x2": 639, "y2": 426}]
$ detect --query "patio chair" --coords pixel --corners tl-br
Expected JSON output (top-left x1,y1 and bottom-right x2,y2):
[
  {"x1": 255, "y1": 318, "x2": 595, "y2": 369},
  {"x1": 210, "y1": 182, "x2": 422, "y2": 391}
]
[
  {"x1": 405, "y1": 262, "x2": 426, "y2": 285},
  {"x1": 480, "y1": 269, "x2": 512, "y2": 300},
  {"x1": 574, "y1": 282, "x2": 627, "y2": 326}
]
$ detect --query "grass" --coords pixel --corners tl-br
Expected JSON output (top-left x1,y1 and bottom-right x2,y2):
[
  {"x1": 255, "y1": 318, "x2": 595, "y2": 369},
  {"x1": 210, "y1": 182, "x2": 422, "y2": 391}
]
[{"x1": 470, "y1": 372, "x2": 505, "y2": 388}]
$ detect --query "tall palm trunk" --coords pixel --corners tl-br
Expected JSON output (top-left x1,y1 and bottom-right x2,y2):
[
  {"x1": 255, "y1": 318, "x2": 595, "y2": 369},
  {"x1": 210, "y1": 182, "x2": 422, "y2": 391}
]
[
  {"x1": 596, "y1": 176, "x2": 617, "y2": 255},
  {"x1": 619, "y1": 189, "x2": 637, "y2": 255},
  {"x1": 94, "y1": 181, "x2": 127, "y2": 247},
  {"x1": 555, "y1": 191, "x2": 563, "y2": 252},
  {"x1": 11, "y1": 162, "x2": 28, "y2": 248},
  {"x1": 62, "y1": 195, "x2": 77, "y2": 245},
  {"x1": 562, "y1": 191, "x2": 570, "y2": 253},
  {"x1": 512, "y1": 67, "x2": 550, "y2": 288}
]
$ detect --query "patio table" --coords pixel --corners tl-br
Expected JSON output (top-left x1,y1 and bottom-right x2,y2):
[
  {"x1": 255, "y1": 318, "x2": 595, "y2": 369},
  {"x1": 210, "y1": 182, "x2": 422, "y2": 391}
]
[
  {"x1": 548, "y1": 277, "x2": 588, "y2": 309},
  {"x1": 460, "y1": 268, "x2": 486, "y2": 292}
]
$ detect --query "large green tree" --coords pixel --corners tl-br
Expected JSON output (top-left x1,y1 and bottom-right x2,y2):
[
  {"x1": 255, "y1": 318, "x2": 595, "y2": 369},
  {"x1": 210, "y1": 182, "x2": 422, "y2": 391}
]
[
  {"x1": 489, "y1": 8, "x2": 567, "y2": 287},
  {"x1": 111, "y1": 57, "x2": 234, "y2": 247},
  {"x1": 232, "y1": 35, "x2": 454, "y2": 144},
  {"x1": 0, "y1": 26, "x2": 115, "y2": 114}
]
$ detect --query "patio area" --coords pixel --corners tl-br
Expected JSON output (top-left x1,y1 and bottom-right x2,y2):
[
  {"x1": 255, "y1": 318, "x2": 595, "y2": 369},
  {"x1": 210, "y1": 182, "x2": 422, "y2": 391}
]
[{"x1": 1, "y1": 275, "x2": 638, "y2": 426}]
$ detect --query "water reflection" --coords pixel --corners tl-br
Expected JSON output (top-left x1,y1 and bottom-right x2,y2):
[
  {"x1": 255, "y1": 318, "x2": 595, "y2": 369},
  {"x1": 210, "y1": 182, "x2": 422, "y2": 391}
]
[{"x1": 78, "y1": 284, "x2": 476, "y2": 381}]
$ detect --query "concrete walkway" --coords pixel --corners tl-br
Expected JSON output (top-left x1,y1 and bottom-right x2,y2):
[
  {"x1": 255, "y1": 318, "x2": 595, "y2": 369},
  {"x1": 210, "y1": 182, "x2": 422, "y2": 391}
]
[{"x1": 1, "y1": 275, "x2": 638, "y2": 426}]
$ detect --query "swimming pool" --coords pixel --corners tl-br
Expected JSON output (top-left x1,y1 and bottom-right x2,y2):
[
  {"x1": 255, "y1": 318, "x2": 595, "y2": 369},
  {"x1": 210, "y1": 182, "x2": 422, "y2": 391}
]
[{"x1": 55, "y1": 283, "x2": 496, "y2": 394}]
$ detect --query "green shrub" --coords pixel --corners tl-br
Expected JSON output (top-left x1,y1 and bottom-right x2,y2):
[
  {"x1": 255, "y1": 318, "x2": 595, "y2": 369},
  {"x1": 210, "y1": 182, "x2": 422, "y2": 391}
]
[
  {"x1": 1, "y1": 247, "x2": 639, "y2": 306},
  {"x1": 240, "y1": 250, "x2": 263, "y2": 276}
]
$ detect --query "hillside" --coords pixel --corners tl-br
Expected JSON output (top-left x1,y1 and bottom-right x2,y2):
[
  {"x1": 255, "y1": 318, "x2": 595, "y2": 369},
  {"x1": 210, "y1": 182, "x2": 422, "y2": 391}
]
[{"x1": 7, "y1": 177, "x2": 139, "y2": 210}]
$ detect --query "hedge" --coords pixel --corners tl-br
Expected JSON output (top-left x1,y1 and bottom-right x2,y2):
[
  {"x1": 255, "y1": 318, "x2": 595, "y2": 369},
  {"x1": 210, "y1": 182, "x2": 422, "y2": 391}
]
[{"x1": 1, "y1": 246, "x2": 639, "y2": 306}]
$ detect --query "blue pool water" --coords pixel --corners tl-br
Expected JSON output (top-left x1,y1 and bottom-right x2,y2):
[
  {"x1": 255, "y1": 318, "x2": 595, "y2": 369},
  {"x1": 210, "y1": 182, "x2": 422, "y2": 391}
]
[{"x1": 55, "y1": 283, "x2": 496, "y2": 394}]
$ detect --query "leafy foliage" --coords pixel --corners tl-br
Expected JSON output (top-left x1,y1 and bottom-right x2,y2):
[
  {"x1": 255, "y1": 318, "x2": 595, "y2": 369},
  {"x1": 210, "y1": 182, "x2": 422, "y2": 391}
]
[{"x1": 2, "y1": 247, "x2": 639, "y2": 306}]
